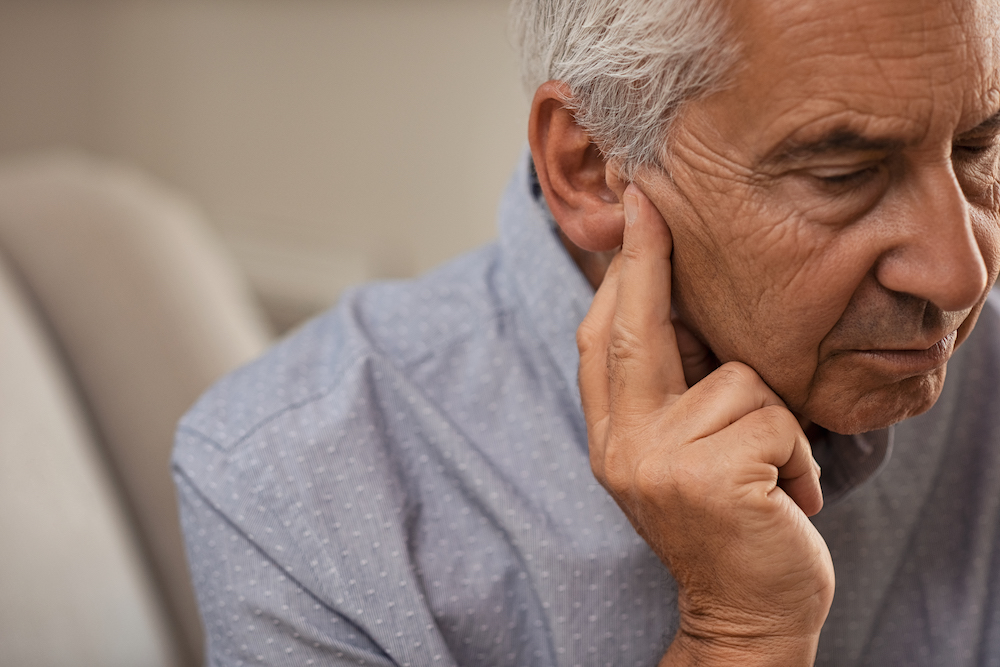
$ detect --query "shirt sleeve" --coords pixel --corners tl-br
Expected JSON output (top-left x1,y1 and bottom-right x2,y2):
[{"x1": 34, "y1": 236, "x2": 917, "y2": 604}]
[{"x1": 175, "y1": 470, "x2": 399, "y2": 667}]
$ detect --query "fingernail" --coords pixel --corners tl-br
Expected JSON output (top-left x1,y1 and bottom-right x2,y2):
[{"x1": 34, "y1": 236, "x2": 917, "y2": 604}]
[{"x1": 623, "y1": 190, "x2": 638, "y2": 226}]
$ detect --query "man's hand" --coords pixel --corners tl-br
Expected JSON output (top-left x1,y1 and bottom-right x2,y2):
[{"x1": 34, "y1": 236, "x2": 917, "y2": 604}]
[{"x1": 577, "y1": 184, "x2": 834, "y2": 666}]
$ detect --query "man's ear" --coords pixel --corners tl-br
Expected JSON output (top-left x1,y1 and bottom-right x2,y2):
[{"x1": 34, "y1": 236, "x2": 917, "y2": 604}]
[{"x1": 529, "y1": 81, "x2": 627, "y2": 252}]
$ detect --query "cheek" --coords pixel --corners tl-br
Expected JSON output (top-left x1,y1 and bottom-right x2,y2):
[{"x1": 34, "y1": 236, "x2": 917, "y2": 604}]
[
  {"x1": 672, "y1": 193, "x2": 844, "y2": 345},
  {"x1": 663, "y1": 185, "x2": 768, "y2": 351},
  {"x1": 669, "y1": 194, "x2": 885, "y2": 410},
  {"x1": 655, "y1": 157, "x2": 895, "y2": 408},
  {"x1": 733, "y1": 240, "x2": 870, "y2": 406}
]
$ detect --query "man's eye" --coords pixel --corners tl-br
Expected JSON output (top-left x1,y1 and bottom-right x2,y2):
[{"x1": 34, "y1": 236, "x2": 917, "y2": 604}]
[
  {"x1": 952, "y1": 139, "x2": 999, "y2": 158},
  {"x1": 952, "y1": 139, "x2": 999, "y2": 207},
  {"x1": 807, "y1": 165, "x2": 880, "y2": 191},
  {"x1": 816, "y1": 167, "x2": 877, "y2": 184}
]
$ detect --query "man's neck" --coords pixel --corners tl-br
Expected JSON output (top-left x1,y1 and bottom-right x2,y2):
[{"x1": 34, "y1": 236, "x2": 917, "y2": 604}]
[{"x1": 557, "y1": 228, "x2": 617, "y2": 291}]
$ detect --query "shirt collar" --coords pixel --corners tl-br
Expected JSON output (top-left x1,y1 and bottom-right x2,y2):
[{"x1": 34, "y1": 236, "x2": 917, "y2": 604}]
[
  {"x1": 815, "y1": 427, "x2": 894, "y2": 504},
  {"x1": 496, "y1": 146, "x2": 893, "y2": 502}
]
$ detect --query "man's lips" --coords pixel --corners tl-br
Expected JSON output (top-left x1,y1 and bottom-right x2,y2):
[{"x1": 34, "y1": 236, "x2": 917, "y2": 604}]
[{"x1": 852, "y1": 330, "x2": 958, "y2": 377}]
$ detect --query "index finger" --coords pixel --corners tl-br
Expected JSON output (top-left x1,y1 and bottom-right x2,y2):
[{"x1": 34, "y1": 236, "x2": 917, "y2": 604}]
[
  {"x1": 607, "y1": 183, "x2": 688, "y2": 415},
  {"x1": 577, "y1": 252, "x2": 622, "y2": 438}
]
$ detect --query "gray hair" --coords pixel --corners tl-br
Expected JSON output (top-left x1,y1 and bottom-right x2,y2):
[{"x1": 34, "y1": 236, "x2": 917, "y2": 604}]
[{"x1": 510, "y1": 0, "x2": 738, "y2": 180}]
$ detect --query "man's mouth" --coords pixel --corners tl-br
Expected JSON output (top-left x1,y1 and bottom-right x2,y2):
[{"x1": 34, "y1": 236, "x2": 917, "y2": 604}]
[{"x1": 854, "y1": 330, "x2": 958, "y2": 378}]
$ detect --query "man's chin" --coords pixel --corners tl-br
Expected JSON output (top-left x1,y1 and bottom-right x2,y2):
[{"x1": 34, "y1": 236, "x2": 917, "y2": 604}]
[{"x1": 801, "y1": 367, "x2": 948, "y2": 435}]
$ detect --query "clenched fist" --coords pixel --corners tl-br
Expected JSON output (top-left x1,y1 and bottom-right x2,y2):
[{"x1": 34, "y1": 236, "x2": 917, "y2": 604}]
[{"x1": 577, "y1": 184, "x2": 834, "y2": 666}]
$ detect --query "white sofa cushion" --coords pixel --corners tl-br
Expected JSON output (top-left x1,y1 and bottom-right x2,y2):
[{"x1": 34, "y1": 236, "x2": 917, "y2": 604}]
[
  {"x1": 0, "y1": 252, "x2": 178, "y2": 667},
  {"x1": 0, "y1": 152, "x2": 273, "y2": 664}
]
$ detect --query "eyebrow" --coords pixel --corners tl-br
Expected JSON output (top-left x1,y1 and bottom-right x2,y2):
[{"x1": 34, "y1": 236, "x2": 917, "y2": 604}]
[
  {"x1": 760, "y1": 129, "x2": 906, "y2": 168},
  {"x1": 760, "y1": 109, "x2": 1000, "y2": 168}
]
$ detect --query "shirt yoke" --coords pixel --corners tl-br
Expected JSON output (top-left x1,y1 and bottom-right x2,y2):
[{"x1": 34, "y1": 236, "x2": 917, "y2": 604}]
[{"x1": 176, "y1": 243, "x2": 512, "y2": 455}]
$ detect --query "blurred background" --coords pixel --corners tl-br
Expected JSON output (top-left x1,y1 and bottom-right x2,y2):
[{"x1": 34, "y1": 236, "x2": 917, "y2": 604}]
[
  {"x1": 0, "y1": 0, "x2": 526, "y2": 331},
  {"x1": 0, "y1": 1, "x2": 526, "y2": 665}
]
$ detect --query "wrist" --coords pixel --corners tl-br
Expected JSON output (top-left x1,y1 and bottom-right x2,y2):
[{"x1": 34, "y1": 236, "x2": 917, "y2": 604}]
[{"x1": 661, "y1": 629, "x2": 819, "y2": 667}]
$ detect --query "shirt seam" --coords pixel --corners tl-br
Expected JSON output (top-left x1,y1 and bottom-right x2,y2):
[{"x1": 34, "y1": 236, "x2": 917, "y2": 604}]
[{"x1": 178, "y1": 306, "x2": 518, "y2": 456}]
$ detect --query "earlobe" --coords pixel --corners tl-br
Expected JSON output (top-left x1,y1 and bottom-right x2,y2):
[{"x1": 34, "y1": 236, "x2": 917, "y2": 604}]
[{"x1": 528, "y1": 81, "x2": 626, "y2": 252}]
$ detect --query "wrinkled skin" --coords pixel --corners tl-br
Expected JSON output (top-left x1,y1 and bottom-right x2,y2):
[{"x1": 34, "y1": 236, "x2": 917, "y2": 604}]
[
  {"x1": 533, "y1": 0, "x2": 1000, "y2": 664},
  {"x1": 653, "y1": 0, "x2": 1000, "y2": 434},
  {"x1": 577, "y1": 190, "x2": 834, "y2": 665}
]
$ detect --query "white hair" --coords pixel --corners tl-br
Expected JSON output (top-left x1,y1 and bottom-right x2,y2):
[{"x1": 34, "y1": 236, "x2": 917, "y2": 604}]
[{"x1": 510, "y1": 0, "x2": 738, "y2": 180}]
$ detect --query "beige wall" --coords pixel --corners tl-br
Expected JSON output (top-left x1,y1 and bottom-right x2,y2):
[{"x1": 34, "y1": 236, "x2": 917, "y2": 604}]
[{"x1": 0, "y1": 0, "x2": 527, "y2": 329}]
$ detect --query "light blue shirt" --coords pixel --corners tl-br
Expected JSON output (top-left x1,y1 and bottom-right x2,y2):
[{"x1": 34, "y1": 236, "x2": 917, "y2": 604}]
[{"x1": 175, "y1": 151, "x2": 1000, "y2": 666}]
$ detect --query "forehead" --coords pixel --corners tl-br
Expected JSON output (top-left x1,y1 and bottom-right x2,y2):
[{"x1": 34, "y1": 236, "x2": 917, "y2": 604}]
[{"x1": 714, "y1": 0, "x2": 1000, "y2": 150}]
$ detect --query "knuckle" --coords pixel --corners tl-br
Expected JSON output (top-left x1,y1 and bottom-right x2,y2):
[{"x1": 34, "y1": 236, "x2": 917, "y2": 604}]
[
  {"x1": 752, "y1": 413, "x2": 784, "y2": 442},
  {"x1": 607, "y1": 323, "x2": 643, "y2": 363},
  {"x1": 633, "y1": 456, "x2": 671, "y2": 501},
  {"x1": 757, "y1": 403, "x2": 795, "y2": 425},
  {"x1": 740, "y1": 405, "x2": 799, "y2": 460},
  {"x1": 619, "y1": 242, "x2": 644, "y2": 262},
  {"x1": 576, "y1": 322, "x2": 599, "y2": 355},
  {"x1": 599, "y1": 442, "x2": 631, "y2": 493},
  {"x1": 714, "y1": 360, "x2": 760, "y2": 387},
  {"x1": 600, "y1": 464, "x2": 632, "y2": 500},
  {"x1": 750, "y1": 404, "x2": 798, "y2": 439}
]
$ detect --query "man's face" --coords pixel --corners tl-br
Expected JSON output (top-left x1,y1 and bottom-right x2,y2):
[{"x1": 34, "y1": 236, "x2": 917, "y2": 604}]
[{"x1": 640, "y1": 0, "x2": 1000, "y2": 434}]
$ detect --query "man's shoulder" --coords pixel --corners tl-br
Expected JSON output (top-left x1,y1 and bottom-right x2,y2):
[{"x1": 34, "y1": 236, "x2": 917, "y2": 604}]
[{"x1": 174, "y1": 242, "x2": 511, "y2": 456}]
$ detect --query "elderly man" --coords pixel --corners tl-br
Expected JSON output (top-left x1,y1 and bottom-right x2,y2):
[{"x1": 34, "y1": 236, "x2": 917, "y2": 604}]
[{"x1": 174, "y1": 0, "x2": 1000, "y2": 665}]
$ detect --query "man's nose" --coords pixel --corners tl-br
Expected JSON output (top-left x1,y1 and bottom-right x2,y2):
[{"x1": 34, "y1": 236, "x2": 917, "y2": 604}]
[{"x1": 873, "y1": 164, "x2": 988, "y2": 313}]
